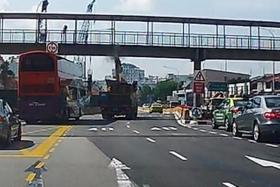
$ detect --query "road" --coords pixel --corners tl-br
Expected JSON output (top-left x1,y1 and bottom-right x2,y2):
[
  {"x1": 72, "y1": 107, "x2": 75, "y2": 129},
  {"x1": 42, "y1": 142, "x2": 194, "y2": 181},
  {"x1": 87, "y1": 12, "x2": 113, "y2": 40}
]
[{"x1": 0, "y1": 110, "x2": 279, "y2": 187}]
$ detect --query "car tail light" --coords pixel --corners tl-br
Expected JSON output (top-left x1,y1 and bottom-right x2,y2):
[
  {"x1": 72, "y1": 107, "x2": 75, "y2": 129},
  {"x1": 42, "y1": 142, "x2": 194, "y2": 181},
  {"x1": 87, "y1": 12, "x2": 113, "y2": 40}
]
[{"x1": 264, "y1": 112, "x2": 280, "y2": 120}]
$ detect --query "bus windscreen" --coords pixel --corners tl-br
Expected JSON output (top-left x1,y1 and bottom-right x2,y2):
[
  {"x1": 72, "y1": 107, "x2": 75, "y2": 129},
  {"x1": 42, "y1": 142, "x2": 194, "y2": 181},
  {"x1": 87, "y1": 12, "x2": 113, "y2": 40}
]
[{"x1": 21, "y1": 54, "x2": 55, "y2": 72}]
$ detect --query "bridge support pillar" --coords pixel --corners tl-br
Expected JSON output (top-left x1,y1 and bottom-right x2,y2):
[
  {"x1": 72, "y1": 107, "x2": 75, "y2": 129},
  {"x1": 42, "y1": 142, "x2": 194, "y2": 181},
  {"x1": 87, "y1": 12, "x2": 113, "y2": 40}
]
[{"x1": 193, "y1": 60, "x2": 202, "y2": 108}]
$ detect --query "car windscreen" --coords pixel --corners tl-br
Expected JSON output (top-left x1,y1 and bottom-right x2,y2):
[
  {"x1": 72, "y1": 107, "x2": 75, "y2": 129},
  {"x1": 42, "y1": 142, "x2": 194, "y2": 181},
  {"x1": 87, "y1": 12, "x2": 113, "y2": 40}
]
[
  {"x1": 233, "y1": 100, "x2": 248, "y2": 107},
  {"x1": 21, "y1": 54, "x2": 55, "y2": 72},
  {"x1": 265, "y1": 97, "x2": 280, "y2": 108}
]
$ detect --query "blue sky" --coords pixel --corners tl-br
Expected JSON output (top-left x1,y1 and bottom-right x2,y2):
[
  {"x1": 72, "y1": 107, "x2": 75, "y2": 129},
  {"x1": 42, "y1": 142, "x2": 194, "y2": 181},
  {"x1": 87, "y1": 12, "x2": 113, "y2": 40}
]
[{"x1": 1, "y1": 0, "x2": 280, "y2": 79}]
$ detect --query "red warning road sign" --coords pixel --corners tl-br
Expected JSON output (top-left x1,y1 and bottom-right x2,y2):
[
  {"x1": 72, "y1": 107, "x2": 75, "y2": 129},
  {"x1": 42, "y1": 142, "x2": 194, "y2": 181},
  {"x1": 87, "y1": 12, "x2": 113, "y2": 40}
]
[
  {"x1": 193, "y1": 81, "x2": 205, "y2": 94},
  {"x1": 194, "y1": 71, "x2": 205, "y2": 82}
]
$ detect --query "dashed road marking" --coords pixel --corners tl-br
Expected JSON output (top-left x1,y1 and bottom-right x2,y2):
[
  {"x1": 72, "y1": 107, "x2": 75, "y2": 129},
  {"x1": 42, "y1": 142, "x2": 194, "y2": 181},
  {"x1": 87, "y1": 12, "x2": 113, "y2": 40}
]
[
  {"x1": 209, "y1": 131, "x2": 218, "y2": 135},
  {"x1": 193, "y1": 128, "x2": 199, "y2": 131},
  {"x1": 151, "y1": 127, "x2": 161, "y2": 131},
  {"x1": 265, "y1": 144, "x2": 279, "y2": 148},
  {"x1": 162, "y1": 127, "x2": 171, "y2": 131},
  {"x1": 108, "y1": 127, "x2": 114, "y2": 131},
  {"x1": 89, "y1": 127, "x2": 98, "y2": 131},
  {"x1": 49, "y1": 148, "x2": 55, "y2": 153},
  {"x1": 127, "y1": 122, "x2": 130, "y2": 125},
  {"x1": 248, "y1": 140, "x2": 256, "y2": 143},
  {"x1": 169, "y1": 127, "x2": 177, "y2": 131},
  {"x1": 126, "y1": 125, "x2": 130, "y2": 128},
  {"x1": 222, "y1": 182, "x2": 237, "y2": 187},
  {"x1": 200, "y1": 129, "x2": 207, "y2": 133},
  {"x1": 220, "y1": 133, "x2": 229, "y2": 137},
  {"x1": 101, "y1": 128, "x2": 107, "y2": 131},
  {"x1": 43, "y1": 154, "x2": 50, "y2": 160},
  {"x1": 169, "y1": 151, "x2": 187, "y2": 161},
  {"x1": 233, "y1": 137, "x2": 243, "y2": 140},
  {"x1": 133, "y1": 130, "x2": 140, "y2": 134},
  {"x1": 146, "y1": 138, "x2": 156, "y2": 143}
]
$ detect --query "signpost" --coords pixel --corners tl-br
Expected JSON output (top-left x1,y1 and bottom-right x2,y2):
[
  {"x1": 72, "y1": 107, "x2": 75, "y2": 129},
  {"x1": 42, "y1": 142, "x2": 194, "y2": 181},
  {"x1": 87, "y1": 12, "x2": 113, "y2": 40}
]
[
  {"x1": 193, "y1": 71, "x2": 205, "y2": 107},
  {"x1": 46, "y1": 42, "x2": 58, "y2": 54}
]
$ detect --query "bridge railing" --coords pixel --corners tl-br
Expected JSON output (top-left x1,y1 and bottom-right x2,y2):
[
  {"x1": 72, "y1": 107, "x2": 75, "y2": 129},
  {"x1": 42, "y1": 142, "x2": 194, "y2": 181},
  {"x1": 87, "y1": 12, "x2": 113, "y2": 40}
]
[{"x1": 1, "y1": 29, "x2": 280, "y2": 50}]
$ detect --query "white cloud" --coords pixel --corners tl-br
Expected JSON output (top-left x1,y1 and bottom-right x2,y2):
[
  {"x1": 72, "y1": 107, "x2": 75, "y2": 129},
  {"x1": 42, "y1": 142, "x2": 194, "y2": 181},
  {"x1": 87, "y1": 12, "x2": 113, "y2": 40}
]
[
  {"x1": 116, "y1": 0, "x2": 155, "y2": 13},
  {"x1": 0, "y1": 0, "x2": 9, "y2": 11}
]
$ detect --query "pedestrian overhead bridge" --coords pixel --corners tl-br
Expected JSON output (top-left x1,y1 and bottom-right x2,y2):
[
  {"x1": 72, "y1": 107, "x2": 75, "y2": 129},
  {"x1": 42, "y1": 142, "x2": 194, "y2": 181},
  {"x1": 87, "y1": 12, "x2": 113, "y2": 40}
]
[{"x1": 1, "y1": 13, "x2": 280, "y2": 70}]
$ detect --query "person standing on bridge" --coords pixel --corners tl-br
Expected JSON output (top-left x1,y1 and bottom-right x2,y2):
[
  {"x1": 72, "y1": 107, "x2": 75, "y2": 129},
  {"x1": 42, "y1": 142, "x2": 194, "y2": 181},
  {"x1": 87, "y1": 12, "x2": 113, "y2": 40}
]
[{"x1": 62, "y1": 25, "x2": 68, "y2": 43}]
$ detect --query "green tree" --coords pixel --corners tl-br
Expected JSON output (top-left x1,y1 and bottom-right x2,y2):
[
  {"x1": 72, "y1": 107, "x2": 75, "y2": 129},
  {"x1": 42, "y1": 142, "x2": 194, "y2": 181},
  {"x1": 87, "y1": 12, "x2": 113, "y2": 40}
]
[
  {"x1": 153, "y1": 80, "x2": 178, "y2": 101},
  {"x1": 139, "y1": 85, "x2": 152, "y2": 103}
]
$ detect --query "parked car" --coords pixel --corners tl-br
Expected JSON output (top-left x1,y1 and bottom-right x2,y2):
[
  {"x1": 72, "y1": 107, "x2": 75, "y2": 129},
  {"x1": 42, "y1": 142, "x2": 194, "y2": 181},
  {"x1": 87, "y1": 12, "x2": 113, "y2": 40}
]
[
  {"x1": 232, "y1": 95, "x2": 280, "y2": 142},
  {"x1": 149, "y1": 103, "x2": 163, "y2": 113},
  {"x1": 212, "y1": 97, "x2": 249, "y2": 131},
  {"x1": 0, "y1": 100, "x2": 21, "y2": 146}
]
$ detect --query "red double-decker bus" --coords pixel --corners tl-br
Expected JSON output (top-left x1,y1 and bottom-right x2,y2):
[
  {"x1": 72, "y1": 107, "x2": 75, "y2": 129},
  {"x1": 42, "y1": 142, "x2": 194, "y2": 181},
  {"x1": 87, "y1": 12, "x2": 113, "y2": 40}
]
[{"x1": 18, "y1": 51, "x2": 85, "y2": 123}]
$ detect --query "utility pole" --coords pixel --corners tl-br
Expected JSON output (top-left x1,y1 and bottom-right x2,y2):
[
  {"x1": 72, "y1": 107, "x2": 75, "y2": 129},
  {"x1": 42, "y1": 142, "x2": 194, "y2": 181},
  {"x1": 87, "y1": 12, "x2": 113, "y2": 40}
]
[{"x1": 261, "y1": 28, "x2": 276, "y2": 93}]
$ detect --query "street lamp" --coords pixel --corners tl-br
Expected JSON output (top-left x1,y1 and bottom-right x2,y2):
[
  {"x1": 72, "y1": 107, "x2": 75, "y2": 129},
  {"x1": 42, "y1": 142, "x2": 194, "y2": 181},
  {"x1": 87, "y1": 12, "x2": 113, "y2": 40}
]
[{"x1": 262, "y1": 28, "x2": 276, "y2": 93}]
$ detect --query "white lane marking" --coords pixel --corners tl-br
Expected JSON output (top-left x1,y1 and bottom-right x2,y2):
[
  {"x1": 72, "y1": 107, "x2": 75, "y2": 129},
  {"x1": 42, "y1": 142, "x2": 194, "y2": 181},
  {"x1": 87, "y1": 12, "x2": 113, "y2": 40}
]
[
  {"x1": 151, "y1": 127, "x2": 161, "y2": 131},
  {"x1": 126, "y1": 125, "x2": 130, "y2": 128},
  {"x1": 193, "y1": 128, "x2": 199, "y2": 131},
  {"x1": 248, "y1": 140, "x2": 256, "y2": 143},
  {"x1": 200, "y1": 129, "x2": 207, "y2": 133},
  {"x1": 169, "y1": 127, "x2": 177, "y2": 131},
  {"x1": 233, "y1": 137, "x2": 243, "y2": 140},
  {"x1": 162, "y1": 127, "x2": 171, "y2": 131},
  {"x1": 220, "y1": 133, "x2": 229, "y2": 137},
  {"x1": 245, "y1": 155, "x2": 280, "y2": 170},
  {"x1": 169, "y1": 151, "x2": 187, "y2": 161},
  {"x1": 222, "y1": 182, "x2": 237, "y2": 187},
  {"x1": 126, "y1": 122, "x2": 130, "y2": 125},
  {"x1": 108, "y1": 127, "x2": 114, "y2": 131},
  {"x1": 209, "y1": 131, "x2": 218, "y2": 135},
  {"x1": 265, "y1": 144, "x2": 279, "y2": 148},
  {"x1": 146, "y1": 138, "x2": 156, "y2": 143},
  {"x1": 109, "y1": 158, "x2": 133, "y2": 187},
  {"x1": 133, "y1": 130, "x2": 140, "y2": 134},
  {"x1": 101, "y1": 128, "x2": 107, "y2": 131},
  {"x1": 88, "y1": 127, "x2": 98, "y2": 131}
]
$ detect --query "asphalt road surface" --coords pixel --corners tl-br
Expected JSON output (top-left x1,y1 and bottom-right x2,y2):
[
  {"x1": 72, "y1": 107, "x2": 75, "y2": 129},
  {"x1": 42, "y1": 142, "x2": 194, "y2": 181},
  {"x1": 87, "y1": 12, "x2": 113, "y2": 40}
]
[{"x1": 0, "y1": 110, "x2": 279, "y2": 187}]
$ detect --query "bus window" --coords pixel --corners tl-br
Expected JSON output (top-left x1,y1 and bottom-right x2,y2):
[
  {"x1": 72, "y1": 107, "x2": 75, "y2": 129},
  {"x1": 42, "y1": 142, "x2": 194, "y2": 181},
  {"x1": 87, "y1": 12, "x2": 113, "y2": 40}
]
[{"x1": 21, "y1": 54, "x2": 55, "y2": 72}]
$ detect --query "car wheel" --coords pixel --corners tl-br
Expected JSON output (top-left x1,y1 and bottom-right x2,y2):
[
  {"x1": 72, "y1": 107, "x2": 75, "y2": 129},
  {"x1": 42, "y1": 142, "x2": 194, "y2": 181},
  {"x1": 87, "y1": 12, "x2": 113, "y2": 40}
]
[
  {"x1": 225, "y1": 118, "x2": 231, "y2": 132},
  {"x1": 253, "y1": 123, "x2": 262, "y2": 142},
  {"x1": 4, "y1": 126, "x2": 12, "y2": 146},
  {"x1": 232, "y1": 121, "x2": 241, "y2": 137},
  {"x1": 15, "y1": 125, "x2": 22, "y2": 142},
  {"x1": 212, "y1": 118, "x2": 218, "y2": 129}
]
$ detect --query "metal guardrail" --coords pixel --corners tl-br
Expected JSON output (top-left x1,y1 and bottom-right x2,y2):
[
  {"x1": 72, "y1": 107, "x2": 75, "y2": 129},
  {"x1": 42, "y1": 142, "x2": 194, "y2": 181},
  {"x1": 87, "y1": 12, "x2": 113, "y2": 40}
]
[{"x1": 1, "y1": 29, "x2": 280, "y2": 50}]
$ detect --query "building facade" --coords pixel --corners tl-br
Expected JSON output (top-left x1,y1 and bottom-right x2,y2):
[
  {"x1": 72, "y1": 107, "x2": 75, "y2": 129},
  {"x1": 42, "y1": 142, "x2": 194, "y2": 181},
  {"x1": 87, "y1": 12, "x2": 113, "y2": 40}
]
[{"x1": 112, "y1": 63, "x2": 145, "y2": 84}]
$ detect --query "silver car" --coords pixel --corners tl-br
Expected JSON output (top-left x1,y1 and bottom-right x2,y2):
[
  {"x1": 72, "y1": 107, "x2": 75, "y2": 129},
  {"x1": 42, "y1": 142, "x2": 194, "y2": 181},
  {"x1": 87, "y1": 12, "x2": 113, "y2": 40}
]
[{"x1": 232, "y1": 95, "x2": 280, "y2": 142}]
